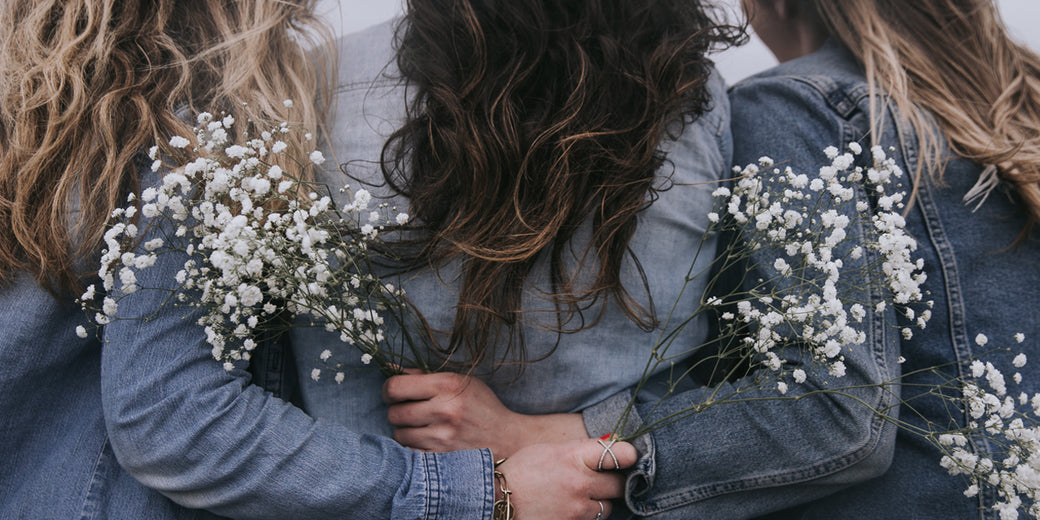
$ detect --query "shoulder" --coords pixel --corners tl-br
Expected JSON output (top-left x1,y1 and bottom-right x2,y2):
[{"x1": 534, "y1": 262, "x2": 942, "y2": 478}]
[
  {"x1": 320, "y1": 19, "x2": 408, "y2": 190},
  {"x1": 729, "y1": 40, "x2": 870, "y2": 124},
  {"x1": 727, "y1": 41, "x2": 873, "y2": 167},
  {"x1": 332, "y1": 18, "x2": 402, "y2": 92},
  {"x1": 658, "y1": 67, "x2": 732, "y2": 184}
]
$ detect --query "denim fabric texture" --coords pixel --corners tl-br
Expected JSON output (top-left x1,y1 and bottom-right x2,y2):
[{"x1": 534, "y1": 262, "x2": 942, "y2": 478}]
[
  {"x1": 732, "y1": 40, "x2": 1040, "y2": 520},
  {"x1": 0, "y1": 273, "x2": 221, "y2": 520},
  {"x1": 0, "y1": 158, "x2": 493, "y2": 520},
  {"x1": 291, "y1": 20, "x2": 729, "y2": 519}
]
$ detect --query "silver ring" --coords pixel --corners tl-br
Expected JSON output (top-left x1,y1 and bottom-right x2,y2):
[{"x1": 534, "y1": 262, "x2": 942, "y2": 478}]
[
  {"x1": 597, "y1": 438, "x2": 619, "y2": 471},
  {"x1": 594, "y1": 500, "x2": 604, "y2": 520}
]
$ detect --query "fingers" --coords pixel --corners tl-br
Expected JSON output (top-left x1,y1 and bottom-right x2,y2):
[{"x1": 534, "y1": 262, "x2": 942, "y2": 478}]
[
  {"x1": 580, "y1": 438, "x2": 637, "y2": 472},
  {"x1": 386, "y1": 399, "x2": 431, "y2": 428},
  {"x1": 382, "y1": 371, "x2": 463, "y2": 404},
  {"x1": 393, "y1": 425, "x2": 452, "y2": 452}
]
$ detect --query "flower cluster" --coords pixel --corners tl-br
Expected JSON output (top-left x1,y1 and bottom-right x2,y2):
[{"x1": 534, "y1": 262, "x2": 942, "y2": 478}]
[
  {"x1": 937, "y1": 333, "x2": 1040, "y2": 519},
  {"x1": 83, "y1": 107, "x2": 419, "y2": 378},
  {"x1": 616, "y1": 143, "x2": 931, "y2": 441},
  {"x1": 708, "y1": 144, "x2": 928, "y2": 388}
]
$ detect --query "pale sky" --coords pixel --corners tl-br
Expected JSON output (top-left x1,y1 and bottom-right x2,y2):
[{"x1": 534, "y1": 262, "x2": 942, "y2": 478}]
[{"x1": 317, "y1": 0, "x2": 1040, "y2": 85}]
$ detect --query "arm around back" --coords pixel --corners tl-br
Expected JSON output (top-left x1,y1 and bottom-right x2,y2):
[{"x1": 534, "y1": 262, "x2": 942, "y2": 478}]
[{"x1": 100, "y1": 169, "x2": 493, "y2": 520}]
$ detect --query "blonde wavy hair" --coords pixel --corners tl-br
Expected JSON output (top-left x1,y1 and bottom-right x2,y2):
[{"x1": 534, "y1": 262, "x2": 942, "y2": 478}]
[
  {"x1": 809, "y1": 0, "x2": 1040, "y2": 241},
  {"x1": 0, "y1": 0, "x2": 334, "y2": 294}
]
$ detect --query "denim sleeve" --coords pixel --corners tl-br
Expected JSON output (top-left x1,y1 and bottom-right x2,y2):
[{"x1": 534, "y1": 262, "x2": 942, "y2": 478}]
[
  {"x1": 583, "y1": 76, "x2": 902, "y2": 518},
  {"x1": 100, "y1": 171, "x2": 494, "y2": 520}
]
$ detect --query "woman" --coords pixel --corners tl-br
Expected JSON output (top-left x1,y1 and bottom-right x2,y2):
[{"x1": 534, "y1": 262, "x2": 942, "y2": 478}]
[
  {"x1": 730, "y1": 0, "x2": 1040, "y2": 517},
  {"x1": 291, "y1": 1, "x2": 900, "y2": 519},
  {"x1": 0, "y1": 0, "x2": 635, "y2": 518}
]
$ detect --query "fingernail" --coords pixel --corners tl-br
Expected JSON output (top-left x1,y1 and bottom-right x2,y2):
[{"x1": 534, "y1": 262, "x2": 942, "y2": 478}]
[{"x1": 600, "y1": 433, "x2": 614, "y2": 441}]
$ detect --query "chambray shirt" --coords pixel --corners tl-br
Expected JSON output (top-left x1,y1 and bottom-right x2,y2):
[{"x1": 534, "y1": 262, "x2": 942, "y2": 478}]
[{"x1": 731, "y1": 40, "x2": 1040, "y2": 519}]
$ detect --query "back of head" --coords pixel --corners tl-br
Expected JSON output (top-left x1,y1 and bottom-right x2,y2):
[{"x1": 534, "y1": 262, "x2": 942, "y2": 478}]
[
  {"x1": 808, "y1": 0, "x2": 1040, "y2": 239},
  {"x1": 0, "y1": 0, "x2": 333, "y2": 294},
  {"x1": 384, "y1": 0, "x2": 741, "y2": 369}
]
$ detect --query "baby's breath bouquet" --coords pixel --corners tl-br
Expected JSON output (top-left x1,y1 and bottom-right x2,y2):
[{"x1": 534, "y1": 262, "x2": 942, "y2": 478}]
[
  {"x1": 616, "y1": 143, "x2": 928, "y2": 435},
  {"x1": 81, "y1": 105, "x2": 425, "y2": 378},
  {"x1": 615, "y1": 143, "x2": 1040, "y2": 517}
]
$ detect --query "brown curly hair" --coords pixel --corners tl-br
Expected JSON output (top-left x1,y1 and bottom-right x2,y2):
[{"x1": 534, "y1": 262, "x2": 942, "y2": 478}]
[{"x1": 383, "y1": 0, "x2": 741, "y2": 369}]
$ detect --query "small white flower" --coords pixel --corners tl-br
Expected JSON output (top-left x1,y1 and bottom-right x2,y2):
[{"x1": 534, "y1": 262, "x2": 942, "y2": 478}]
[
  {"x1": 309, "y1": 150, "x2": 325, "y2": 165},
  {"x1": 361, "y1": 353, "x2": 373, "y2": 365},
  {"x1": 335, "y1": 372, "x2": 345, "y2": 384},
  {"x1": 311, "y1": 368, "x2": 321, "y2": 381},
  {"x1": 75, "y1": 325, "x2": 88, "y2": 338},
  {"x1": 1015, "y1": 333, "x2": 1025, "y2": 343},
  {"x1": 975, "y1": 333, "x2": 988, "y2": 347},
  {"x1": 283, "y1": 99, "x2": 294, "y2": 108},
  {"x1": 792, "y1": 369, "x2": 806, "y2": 383},
  {"x1": 320, "y1": 349, "x2": 333, "y2": 361},
  {"x1": 777, "y1": 381, "x2": 788, "y2": 394},
  {"x1": 169, "y1": 136, "x2": 190, "y2": 148},
  {"x1": 828, "y1": 361, "x2": 846, "y2": 378},
  {"x1": 1014, "y1": 353, "x2": 1027, "y2": 368}
]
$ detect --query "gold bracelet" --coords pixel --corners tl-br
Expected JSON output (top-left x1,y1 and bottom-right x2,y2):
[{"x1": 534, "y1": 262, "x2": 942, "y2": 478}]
[{"x1": 492, "y1": 458, "x2": 515, "y2": 520}]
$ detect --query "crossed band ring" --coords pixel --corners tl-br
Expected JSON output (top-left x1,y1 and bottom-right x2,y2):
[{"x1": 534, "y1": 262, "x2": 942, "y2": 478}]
[{"x1": 596, "y1": 437, "x2": 619, "y2": 471}]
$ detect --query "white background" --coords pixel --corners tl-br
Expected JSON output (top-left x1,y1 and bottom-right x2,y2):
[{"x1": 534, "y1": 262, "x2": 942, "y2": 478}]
[{"x1": 316, "y1": 0, "x2": 1040, "y2": 85}]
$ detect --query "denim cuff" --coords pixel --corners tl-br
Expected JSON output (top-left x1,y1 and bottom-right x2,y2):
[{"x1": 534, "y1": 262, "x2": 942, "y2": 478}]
[
  {"x1": 581, "y1": 391, "x2": 657, "y2": 504},
  {"x1": 418, "y1": 448, "x2": 495, "y2": 520}
]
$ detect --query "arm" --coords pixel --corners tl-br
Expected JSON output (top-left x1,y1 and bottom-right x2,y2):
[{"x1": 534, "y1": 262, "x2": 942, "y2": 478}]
[
  {"x1": 582, "y1": 75, "x2": 903, "y2": 518},
  {"x1": 387, "y1": 76, "x2": 903, "y2": 518},
  {"x1": 99, "y1": 181, "x2": 490, "y2": 519}
]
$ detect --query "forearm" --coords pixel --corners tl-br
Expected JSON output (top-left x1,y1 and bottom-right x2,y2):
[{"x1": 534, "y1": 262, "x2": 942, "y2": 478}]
[
  {"x1": 582, "y1": 337, "x2": 901, "y2": 518},
  {"x1": 98, "y1": 185, "x2": 494, "y2": 519}
]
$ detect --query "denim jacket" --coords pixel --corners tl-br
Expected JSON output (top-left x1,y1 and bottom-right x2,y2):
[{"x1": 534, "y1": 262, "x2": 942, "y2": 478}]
[
  {"x1": 0, "y1": 42, "x2": 488, "y2": 520},
  {"x1": 289, "y1": 21, "x2": 893, "y2": 520},
  {"x1": 731, "y1": 40, "x2": 1040, "y2": 519}
]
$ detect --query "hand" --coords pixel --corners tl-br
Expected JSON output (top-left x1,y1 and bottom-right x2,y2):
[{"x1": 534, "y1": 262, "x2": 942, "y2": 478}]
[
  {"x1": 500, "y1": 439, "x2": 637, "y2": 520},
  {"x1": 383, "y1": 370, "x2": 587, "y2": 458}
]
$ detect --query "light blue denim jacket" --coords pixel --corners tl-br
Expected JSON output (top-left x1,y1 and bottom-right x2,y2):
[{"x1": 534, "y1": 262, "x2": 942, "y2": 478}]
[
  {"x1": 1, "y1": 163, "x2": 492, "y2": 518},
  {"x1": 288, "y1": 21, "x2": 895, "y2": 520},
  {"x1": 731, "y1": 40, "x2": 1040, "y2": 520},
  {"x1": 0, "y1": 38, "x2": 488, "y2": 520}
]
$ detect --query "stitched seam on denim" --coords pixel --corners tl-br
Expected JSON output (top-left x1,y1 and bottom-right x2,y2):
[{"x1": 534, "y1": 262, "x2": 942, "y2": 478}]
[
  {"x1": 334, "y1": 77, "x2": 399, "y2": 95},
  {"x1": 78, "y1": 438, "x2": 112, "y2": 520},
  {"x1": 481, "y1": 449, "x2": 494, "y2": 520},
  {"x1": 424, "y1": 451, "x2": 439, "y2": 519},
  {"x1": 784, "y1": 75, "x2": 870, "y2": 121}
]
